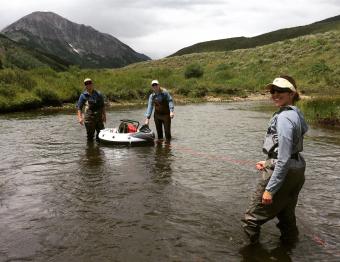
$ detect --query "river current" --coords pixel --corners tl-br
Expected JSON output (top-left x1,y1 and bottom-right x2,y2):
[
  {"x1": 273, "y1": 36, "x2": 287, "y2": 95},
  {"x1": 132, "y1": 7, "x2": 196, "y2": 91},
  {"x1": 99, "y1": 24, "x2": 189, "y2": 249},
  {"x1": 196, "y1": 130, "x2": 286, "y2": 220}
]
[{"x1": 0, "y1": 101, "x2": 339, "y2": 261}]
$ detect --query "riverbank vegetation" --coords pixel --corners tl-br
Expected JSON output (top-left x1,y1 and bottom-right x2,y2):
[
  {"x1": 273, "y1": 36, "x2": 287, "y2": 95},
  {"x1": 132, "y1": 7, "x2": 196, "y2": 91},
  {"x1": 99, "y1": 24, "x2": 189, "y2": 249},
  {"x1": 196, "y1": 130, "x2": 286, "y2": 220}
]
[
  {"x1": 298, "y1": 96, "x2": 340, "y2": 126},
  {"x1": 0, "y1": 30, "x2": 339, "y2": 126}
]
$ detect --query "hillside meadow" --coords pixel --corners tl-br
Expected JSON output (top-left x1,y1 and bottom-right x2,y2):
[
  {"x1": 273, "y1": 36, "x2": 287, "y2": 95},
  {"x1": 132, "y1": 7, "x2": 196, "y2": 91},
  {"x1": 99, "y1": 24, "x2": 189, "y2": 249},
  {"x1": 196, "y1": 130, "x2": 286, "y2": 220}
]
[
  {"x1": 0, "y1": 30, "x2": 339, "y2": 125},
  {"x1": 171, "y1": 15, "x2": 340, "y2": 56}
]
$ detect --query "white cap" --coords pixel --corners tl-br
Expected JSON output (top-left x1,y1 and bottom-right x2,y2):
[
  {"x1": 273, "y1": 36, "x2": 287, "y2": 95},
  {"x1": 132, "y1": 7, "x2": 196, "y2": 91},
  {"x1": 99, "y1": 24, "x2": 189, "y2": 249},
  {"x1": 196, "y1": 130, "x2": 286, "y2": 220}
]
[
  {"x1": 151, "y1": 79, "x2": 159, "y2": 85},
  {"x1": 84, "y1": 78, "x2": 92, "y2": 84},
  {"x1": 266, "y1": 77, "x2": 296, "y2": 92}
]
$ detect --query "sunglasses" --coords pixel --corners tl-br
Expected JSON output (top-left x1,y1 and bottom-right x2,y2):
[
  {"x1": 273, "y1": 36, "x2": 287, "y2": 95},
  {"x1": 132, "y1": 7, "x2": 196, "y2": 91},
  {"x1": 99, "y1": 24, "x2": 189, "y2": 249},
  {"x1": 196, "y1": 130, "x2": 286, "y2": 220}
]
[
  {"x1": 84, "y1": 81, "x2": 92, "y2": 86},
  {"x1": 269, "y1": 87, "x2": 291, "y2": 94},
  {"x1": 152, "y1": 84, "x2": 158, "y2": 87}
]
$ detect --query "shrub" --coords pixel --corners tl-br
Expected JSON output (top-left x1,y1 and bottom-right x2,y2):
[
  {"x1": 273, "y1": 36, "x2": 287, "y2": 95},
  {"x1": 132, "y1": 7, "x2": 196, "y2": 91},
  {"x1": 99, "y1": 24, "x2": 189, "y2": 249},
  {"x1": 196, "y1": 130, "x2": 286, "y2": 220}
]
[
  {"x1": 0, "y1": 69, "x2": 36, "y2": 90},
  {"x1": 113, "y1": 88, "x2": 139, "y2": 100},
  {"x1": 15, "y1": 94, "x2": 42, "y2": 110},
  {"x1": 184, "y1": 63, "x2": 204, "y2": 78},
  {"x1": 215, "y1": 63, "x2": 230, "y2": 71},
  {"x1": 32, "y1": 67, "x2": 58, "y2": 78},
  {"x1": 210, "y1": 85, "x2": 226, "y2": 94},
  {"x1": 104, "y1": 90, "x2": 119, "y2": 102},
  {"x1": 152, "y1": 68, "x2": 173, "y2": 79},
  {"x1": 175, "y1": 85, "x2": 191, "y2": 96},
  {"x1": 34, "y1": 86, "x2": 61, "y2": 106},
  {"x1": 136, "y1": 88, "x2": 150, "y2": 99},
  {"x1": 189, "y1": 85, "x2": 208, "y2": 98},
  {"x1": 215, "y1": 70, "x2": 233, "y2": 81},
  {"x1": 0, "y1": 84, "x2": 17, "y2": 97},
  {"x1": 310, "y1": 61, "x2": 331, "y2": 75},
  {"x1": 298, "y1": 96, "x2": 340, "y2": 121},
  {"x1": 0, "y1": 96, "x2": 9, "y2": 112}
]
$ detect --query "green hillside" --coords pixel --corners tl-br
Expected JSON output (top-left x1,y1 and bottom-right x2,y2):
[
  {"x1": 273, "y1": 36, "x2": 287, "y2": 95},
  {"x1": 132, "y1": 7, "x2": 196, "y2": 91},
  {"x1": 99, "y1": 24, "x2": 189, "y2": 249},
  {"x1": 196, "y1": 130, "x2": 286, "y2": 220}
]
[
  {"x1": 170, "y1": 15, "x2": 340, "y2": 57},
  {"x1": 0, "y1": 29, "x2": 339, "y2": 124},
  {"x1": 0, "y1": 34, "x2": 70, "y2": 71}
]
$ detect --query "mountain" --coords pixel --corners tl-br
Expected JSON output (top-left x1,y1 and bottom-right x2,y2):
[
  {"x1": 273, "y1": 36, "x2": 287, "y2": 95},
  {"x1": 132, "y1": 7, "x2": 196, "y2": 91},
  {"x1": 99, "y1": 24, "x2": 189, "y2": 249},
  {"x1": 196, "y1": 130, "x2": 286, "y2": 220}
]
[
  {"x1": 1, "y1": 11, "x2": 150, "y2": 68},
  {"x1": 0, "y1": 33, "x2": 70, "y2": 70},
  {"x1": 170, "y1": 14, "x2": 340, "y2": 56}
]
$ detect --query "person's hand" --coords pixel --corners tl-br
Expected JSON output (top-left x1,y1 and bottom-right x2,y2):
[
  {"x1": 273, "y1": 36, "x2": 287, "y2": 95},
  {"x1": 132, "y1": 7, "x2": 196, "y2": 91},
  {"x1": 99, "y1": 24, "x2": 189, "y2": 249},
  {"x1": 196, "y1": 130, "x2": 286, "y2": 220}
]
[
  {"x1": 170, "y1": 112, "x2": 175, "y2": 119},
  {"x1": 262, "y1": 190, "x2": 273, "y2": 205},
  {"x1": 144, "y1": 118, "x2": 149, "y2": 125},
  {"x1": 102, "y1": 113, "x2": 106, "y2": 123},
  {"x1": 256, "y1": 161, "x2": 266, "y2": 170},
  {"x1": 78, "y1": 117, "x2": 84, "y2": 125}
]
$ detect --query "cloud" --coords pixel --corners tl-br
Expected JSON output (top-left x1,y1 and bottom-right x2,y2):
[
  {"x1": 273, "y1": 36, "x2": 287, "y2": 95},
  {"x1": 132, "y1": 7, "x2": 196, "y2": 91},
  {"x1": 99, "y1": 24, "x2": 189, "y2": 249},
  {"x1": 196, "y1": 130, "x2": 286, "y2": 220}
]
[{"x1": 0, "y1": 0, "x2": 339, "y2": 58}]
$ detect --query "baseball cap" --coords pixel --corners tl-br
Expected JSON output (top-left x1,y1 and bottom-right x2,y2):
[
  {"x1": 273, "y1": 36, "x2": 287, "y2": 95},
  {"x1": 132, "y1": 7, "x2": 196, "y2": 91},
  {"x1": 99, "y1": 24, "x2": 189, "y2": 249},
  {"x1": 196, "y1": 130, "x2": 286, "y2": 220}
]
[
  {"x1": 151, "y1": 80, "x2": 159, "y2": 86},
  {"x1": 84, "y1": 78, "x2": 93, "y2": 85}
]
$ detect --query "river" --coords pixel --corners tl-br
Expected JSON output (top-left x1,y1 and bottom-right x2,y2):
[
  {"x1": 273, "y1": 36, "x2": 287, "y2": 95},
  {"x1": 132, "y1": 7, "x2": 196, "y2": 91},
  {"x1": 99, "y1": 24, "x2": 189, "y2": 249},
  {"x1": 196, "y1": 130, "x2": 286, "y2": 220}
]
[{"x1": 0, "y1": 101, "x2": 339, "y2": 261}]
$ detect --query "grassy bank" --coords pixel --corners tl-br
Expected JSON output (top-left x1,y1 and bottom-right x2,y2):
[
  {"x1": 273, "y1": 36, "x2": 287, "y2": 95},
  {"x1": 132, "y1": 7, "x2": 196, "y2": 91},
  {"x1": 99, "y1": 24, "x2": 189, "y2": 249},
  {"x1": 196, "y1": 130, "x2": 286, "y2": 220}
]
[
  {"x1": 298, "y1": 96, "x2": 340, "y2": 126},
  {"x1": 0, "y1": 31, "x2": 339, "y2": 126}
]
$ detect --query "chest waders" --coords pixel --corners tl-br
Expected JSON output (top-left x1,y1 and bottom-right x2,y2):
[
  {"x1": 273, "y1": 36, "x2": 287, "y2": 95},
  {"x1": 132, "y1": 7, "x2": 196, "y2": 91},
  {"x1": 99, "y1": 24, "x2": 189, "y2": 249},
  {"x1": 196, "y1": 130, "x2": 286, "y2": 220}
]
[
  {"x1": 242, "y1": 107, "x2": 306, "y2": 244},
  {"x1": 84, "y1": 94, "x2": 104, "y2": 141},
  {"x1": 152, "y1": 93, "x2": 171, "y2": 140}
]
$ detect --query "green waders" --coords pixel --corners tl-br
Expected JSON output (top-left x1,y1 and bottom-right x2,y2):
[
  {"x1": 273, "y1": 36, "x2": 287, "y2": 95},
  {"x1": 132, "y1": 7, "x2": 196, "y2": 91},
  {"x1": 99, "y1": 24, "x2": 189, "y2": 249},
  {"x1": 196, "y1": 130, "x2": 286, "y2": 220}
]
[
  {"x1": 84, "y1": 111, "x2": 104, "y2": 141},
  {"x1": 242, "y1": 166, "x2": 305, "y2": 243}
]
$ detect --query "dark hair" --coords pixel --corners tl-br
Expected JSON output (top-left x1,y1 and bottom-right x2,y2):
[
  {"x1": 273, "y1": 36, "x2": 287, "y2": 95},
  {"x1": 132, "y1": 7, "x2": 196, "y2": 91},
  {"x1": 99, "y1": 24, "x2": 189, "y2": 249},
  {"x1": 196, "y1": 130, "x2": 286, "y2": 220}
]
[{"x1": 279, "y1": 75, "x2": 300, "y2": 103}]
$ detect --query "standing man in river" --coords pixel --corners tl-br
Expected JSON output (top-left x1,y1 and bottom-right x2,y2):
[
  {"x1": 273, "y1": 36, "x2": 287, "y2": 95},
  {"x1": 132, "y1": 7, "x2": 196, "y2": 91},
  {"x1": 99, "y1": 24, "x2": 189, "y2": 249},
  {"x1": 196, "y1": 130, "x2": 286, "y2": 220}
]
[
  {"x1": 77, "y1": 78, "x2": 106, "y2": 141},
  {"x1": 242, "y1": 75, "x2": 308, "y2": 245},
  {"x1": 144, "y1": 80, "x2": 174, "y2": 141}
]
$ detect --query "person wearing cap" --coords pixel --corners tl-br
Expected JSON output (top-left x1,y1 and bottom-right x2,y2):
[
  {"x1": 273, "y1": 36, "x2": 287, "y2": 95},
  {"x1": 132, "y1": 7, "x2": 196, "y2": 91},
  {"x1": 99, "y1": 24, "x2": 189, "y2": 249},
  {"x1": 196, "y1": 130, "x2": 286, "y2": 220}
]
[
  {"x1": 242, "y1": 75, "x2": 308, "y2": 245},
  {"x1": 77, "y1": 78, "x2": 106, "y2": 141},
  {"x1": 144, "y1": 80, "x2": 174, "y2": 140}
]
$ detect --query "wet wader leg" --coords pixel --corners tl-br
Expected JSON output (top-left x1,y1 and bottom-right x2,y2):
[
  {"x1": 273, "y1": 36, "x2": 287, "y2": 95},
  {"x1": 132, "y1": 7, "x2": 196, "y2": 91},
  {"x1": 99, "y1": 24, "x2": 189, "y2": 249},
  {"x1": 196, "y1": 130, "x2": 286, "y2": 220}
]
[
  {"x1": 163, "y1": 115, "x2": 171, "y2": 140},
  {"x1": 276, "y1": 196, "x2": 299, "y2": 242},
  {"x1": 242, "y1": 178, "x2": 274, "y2": 243},
  {"x1": 85, "y1": 121, "x2": 95, "y2": 141},
  {"x1": 276, "y1": 168, "x2": 305, "y2": 242},
  {"x1": 242, "y1": 167, "x2": 305, "y2": 243},
  {"x1": 95, "y1": 120, "x2": 104, "y2": 141},
  {"x1": 154, "y1": 115, "x2": 164, "y2": 139}
]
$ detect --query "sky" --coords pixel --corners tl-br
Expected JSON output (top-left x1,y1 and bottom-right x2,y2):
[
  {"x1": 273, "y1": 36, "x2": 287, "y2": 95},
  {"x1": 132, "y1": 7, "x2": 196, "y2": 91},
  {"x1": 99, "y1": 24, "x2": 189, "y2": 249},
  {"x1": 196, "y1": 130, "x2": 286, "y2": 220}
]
[{"x1": 0, "y1": 0, "x2": 339, "y2": 59}]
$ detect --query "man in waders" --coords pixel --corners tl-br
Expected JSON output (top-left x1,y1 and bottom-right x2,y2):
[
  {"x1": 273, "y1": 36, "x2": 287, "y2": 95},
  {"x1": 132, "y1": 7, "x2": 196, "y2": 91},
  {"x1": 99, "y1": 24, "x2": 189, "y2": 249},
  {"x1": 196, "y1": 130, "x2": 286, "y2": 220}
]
[
  {"x1": 144, "y1": 80, "x2": 174, "y2": 141},
  {"x1": 77, "y1": 78, "x2": 106, "y2": 141}
]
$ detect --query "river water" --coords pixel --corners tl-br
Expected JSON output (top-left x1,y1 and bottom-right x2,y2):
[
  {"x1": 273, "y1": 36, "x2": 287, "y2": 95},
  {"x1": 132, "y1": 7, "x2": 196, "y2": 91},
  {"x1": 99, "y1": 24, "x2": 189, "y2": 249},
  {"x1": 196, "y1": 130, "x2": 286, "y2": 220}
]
[{"x1": 0, "y1": 101, "x2": 339, "y2": 261}]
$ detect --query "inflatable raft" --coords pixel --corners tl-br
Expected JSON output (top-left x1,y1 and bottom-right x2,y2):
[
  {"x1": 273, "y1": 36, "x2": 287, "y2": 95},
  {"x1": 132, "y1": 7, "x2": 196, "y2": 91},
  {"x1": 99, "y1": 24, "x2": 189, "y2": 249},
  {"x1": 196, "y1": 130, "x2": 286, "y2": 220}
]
[{"x1": 98, "y1": 119, "x2": 155, "y2": 145}]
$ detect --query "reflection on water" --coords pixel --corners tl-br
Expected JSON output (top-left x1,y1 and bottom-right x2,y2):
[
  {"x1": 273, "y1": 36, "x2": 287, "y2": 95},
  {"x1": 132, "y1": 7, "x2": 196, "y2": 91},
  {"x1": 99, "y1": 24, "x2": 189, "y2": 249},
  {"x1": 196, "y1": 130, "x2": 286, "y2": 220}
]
[
  {"x1": 0, "y1": 102, "x2": 339, "y2": 261},
  {"x1": 82, "y1": 141, "x2": 105, "y2": 166},
  {"x1": 239, "y1": 243, "x2": 293, "y2": 262},
  {"x1": 151, "y1": 142, "x2": 173, "y2": 183}
]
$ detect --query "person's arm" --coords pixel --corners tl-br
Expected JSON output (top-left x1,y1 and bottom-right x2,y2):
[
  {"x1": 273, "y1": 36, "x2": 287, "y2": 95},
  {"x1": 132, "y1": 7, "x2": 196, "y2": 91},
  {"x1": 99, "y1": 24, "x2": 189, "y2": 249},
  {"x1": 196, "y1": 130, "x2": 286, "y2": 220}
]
[
  {"x1": 263, "y1": 114, "x2": 294, "y2": 203},
  {"x1": 99, "y1": 92, "x2": 106, "y2": 123},
  {"x1": 77, "y1": 110, "x2": 84, "y2": 125},
  {"x1": 144, "y1": 94, "x2": 154, "y2": 125},
  {"x1": 76, "y1": 94, "x2": 85, "y2": 125},
  {"x1": 165, "y1": 91, "x2": 174, "y2": 118}
]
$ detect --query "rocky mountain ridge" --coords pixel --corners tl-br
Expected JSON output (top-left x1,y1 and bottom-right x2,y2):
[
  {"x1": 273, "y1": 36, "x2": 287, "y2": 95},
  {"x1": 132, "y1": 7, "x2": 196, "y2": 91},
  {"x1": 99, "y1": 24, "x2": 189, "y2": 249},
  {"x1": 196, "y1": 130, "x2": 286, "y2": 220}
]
[{"x1": 2, "y1": 11, "x2": 150, "y2": 68}]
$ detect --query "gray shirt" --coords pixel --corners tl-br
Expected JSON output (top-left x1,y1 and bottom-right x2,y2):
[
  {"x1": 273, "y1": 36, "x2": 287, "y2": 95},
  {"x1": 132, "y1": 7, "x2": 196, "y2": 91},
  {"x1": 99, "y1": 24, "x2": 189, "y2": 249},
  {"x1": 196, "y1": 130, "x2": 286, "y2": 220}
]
[{"x1": 265, "y1": 106, "x2": 308, "y2": 194}]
